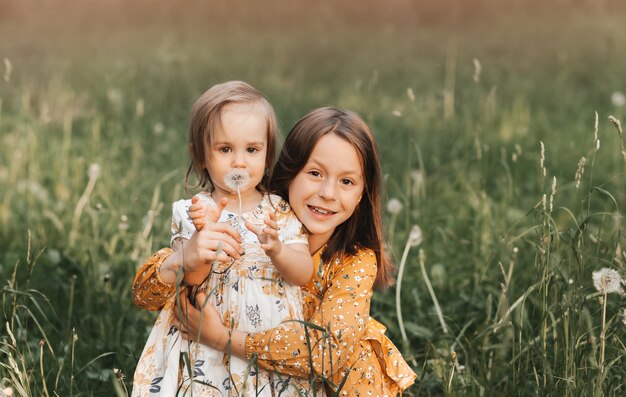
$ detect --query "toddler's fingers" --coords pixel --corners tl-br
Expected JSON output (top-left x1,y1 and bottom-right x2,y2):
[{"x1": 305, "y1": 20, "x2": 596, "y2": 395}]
[
  {"x1": 264, "y1": 217, "x2": 278, "y2": 231},
  {"x1": 244, "y1": 220, "x2": 263, "y2": 237},
  {"x1": 203, "y1": 222, "x2": 242, "y2": 243},
  {"x1": 263, "y1": 227, "x2": 279, "y2": 240}
]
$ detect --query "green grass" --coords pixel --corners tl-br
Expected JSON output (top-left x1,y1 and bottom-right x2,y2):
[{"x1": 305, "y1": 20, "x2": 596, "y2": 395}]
[{"x1": 1, "y1": 1, "x2": 626, "y2": 395}]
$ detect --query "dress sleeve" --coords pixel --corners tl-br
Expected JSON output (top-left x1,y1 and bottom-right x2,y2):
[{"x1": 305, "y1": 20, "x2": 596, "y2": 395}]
[
  {"x1": 131, "y1": 248, "x2": 175, "y2": 311},
  {"x1": 245, "y1": 250, "x2": 376, "y2": 379},
  {"x1": 170, "y1": 199, "x2": 194, "y2": 245}
]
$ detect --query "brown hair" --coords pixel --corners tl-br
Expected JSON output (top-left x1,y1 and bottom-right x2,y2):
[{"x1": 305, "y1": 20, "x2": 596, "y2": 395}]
[
  {"x1": 185, "y1": 81, "x2": 278, "y2": 192},
  {"x1": 270, "y1": 107, "x2": 394, "y2": 289}
]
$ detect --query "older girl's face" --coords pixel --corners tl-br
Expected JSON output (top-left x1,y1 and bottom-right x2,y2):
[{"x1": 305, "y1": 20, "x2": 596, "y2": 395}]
[{"x1": 288, "y1": 133, "x2": 364, "y2": 253}]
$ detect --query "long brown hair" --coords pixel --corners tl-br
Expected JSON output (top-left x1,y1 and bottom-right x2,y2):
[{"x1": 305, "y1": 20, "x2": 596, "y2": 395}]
[
  {"x1": 185, "y1": 81, "x2": 278, "y2": 192},
  {"x1": 271, "y1": 107, "x2": 394, "y2": 289}
]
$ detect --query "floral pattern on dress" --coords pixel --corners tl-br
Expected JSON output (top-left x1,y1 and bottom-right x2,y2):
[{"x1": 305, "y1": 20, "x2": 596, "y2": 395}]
[
  {"x1": 245, "y1": 248, "x2": 417, "y2": 396},
  {"x1": 132, "y1": 193, "x2": 319, "y2": 396}
]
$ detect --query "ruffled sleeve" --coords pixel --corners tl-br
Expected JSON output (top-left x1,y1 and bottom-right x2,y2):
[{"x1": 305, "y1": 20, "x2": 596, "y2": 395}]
[
  {"x1": 131, "y1": 248, "x2": 175, "y2": 311},
  {"x1": 271, "y1": 195, "x2": 308, "y2": 246},
  {"x1": 170, "y1": 198, "x2": 194, "y2": 245}
]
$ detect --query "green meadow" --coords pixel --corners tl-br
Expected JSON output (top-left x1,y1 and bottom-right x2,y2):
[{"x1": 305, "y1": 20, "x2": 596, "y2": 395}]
[{"x1": 1, "y1": 1, "x2": 626, "y2": 395}]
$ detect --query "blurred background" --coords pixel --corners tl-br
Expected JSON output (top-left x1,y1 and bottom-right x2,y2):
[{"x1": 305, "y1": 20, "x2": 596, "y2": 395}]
[{"x1": 1, "y1": 0, "x2": 626, "y2": 395}]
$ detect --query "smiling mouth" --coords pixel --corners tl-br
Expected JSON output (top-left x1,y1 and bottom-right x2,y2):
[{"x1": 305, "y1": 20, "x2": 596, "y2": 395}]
[{"x1": 308, "y1": 205, "x2": 336, "y2": 215}]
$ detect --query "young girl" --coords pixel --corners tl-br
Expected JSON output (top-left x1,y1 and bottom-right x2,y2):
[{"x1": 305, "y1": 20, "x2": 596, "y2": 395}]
[
  {"x1": 132, "y1": 81, "x2": 316, "y2": 396},
  {"x1": 133, "y1": 107, "x2": 417, "y2": 395}
]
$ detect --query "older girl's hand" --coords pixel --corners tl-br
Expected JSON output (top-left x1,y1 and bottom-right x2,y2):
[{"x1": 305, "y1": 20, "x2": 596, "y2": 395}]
[
  {"x1": 182, "y1": 197, "x2": 244, "y2": 273},
  {"x1": 173, "y1": 291, "x2": 230, "y2": 351}
]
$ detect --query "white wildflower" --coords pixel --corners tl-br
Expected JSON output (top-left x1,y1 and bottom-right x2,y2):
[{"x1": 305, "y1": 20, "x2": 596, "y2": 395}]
[
  {"x1": 408, "y1": 225, "x2": 423, "y2": 247},
  {"x1": 88, "y1": 163, "x2": 100, "y2": 179},
  {"x1": 386, "y1": 198, "x2": 403, "y2": 215},
  {"x1": 592, "y1": 268, "x2": 624, "y2": 295},
  {"x1": 392, "y1": 110, "x2": 402, "y2": 117},
  {"x1": 224, "y1": 169, "x2": 250, "y2": 192},
  {"x1": 611, "y1": 91, "x2": 626, "y2": 107},
  {"x1": 153, "y1": 122, "x2": 165, "y2": 135},
  {"x1": 1, "y1": 386, "x2": 14, "y2": 396}
]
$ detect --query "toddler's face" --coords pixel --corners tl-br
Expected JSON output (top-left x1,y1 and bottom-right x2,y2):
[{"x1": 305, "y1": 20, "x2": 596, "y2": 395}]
[
  {"x1": 205, "y1": 101, "x2": 268, "y2": 199},
  {"x1": 288, "y1": 133, "x2": 364, "y2": 251}
]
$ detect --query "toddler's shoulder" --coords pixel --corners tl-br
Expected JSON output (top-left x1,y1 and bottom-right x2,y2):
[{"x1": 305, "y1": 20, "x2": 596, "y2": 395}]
[{"x1": 267, "y1": 194, "x2": 292, "y2": 214}]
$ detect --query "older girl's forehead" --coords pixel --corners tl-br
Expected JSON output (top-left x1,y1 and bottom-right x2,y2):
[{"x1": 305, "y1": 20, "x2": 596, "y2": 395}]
[{"x1": 308, "y1": 134, "x2": 363, "y2": 176}]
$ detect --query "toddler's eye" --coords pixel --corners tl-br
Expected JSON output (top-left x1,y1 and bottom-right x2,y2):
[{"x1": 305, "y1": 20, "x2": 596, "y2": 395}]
[
  {"x1": 247, "y1": 147, "x2": 259, "y2": 153},
  {"x1": 218, "y1": 147, "x2": 232, "y2": 154}
]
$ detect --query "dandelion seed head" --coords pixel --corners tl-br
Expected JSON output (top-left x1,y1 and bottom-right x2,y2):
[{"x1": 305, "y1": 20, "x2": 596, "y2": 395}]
[
  {"x1": 224, "y1": 169, "x2": 250, "y2": 191},
  {"x1": 592, "y1": 268, "x2": 625, "y2": 295},
  {"x1": 386, "y1": 198, "x2": 403, "y2": 215},
  {"x1": 408, "y1": 225, "x2": 423, "y2": 247},
  {"x1": 88, "y1": 163, "x2": 100, "y2": 179},
  {"x1": 611, "y1": 91, "x2": 626, "y2": 107}
]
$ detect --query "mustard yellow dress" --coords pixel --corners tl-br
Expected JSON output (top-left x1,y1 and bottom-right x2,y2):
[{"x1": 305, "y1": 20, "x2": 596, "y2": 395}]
[{"x1": 132, "y1": 193, "x2": 317, "y2": 396}]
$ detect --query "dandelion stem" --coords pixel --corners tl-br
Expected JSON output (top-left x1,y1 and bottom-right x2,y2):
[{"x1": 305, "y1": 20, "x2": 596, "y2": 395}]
[
  {"x1": 419, "y1": 249, "x2": 448, "y2": 334},
  {"x1": 395, "y1": 236, "x2": 412, "y2": 344}
]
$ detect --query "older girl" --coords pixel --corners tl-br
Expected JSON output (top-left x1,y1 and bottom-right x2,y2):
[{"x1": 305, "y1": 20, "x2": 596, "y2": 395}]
[{"x1": 133, "y1": 107, "x2": 417, "y2": 395}]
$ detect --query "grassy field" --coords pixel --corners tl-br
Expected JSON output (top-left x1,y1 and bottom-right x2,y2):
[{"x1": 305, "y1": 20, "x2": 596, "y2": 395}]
[{"x1": 1, "y1": 0, "x2": 626, "y2": 395}]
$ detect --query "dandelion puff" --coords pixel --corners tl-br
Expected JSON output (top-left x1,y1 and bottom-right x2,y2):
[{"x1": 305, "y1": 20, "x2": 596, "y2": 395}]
[
  {"x1": 574, "y1": 156, "x2": 586, "y2": 189},
  {"x1": 611, "y1": 91, "x2": 625, "y2": 107},
  {"x1": 386, "y1": 198, "x2": 403, "y2": 215},
  {"x1": 88, "y1": 163, "x2": 100, "y2": 179},
  {"x1": 224, "y1": 169, "x2": 250, "y2": 192},
  {"x1": 592, "y1": 268, "x2": 625, "y2": 295},
  {"x1": 408, "y1": 224, "x2": 423, "y2": 247},
  {"x1": 225, "y1": 169, "x2": 250, "y2": 233}
]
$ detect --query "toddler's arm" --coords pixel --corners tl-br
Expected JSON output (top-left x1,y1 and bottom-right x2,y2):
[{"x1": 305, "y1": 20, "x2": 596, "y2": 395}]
[{"x1": 245, "y1": 213, "x2": 313, "y2": 286}]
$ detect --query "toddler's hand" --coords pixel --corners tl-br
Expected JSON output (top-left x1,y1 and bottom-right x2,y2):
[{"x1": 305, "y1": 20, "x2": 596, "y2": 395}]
[
  {"x1": 189, "y1": 195, "x2": 227, "y2": 231},
  {"x1": 245, "y1": 212, "x2": 282, "y2": 257}
]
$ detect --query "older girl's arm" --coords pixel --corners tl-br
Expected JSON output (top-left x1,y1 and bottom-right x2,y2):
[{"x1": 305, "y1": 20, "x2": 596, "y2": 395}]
[{"x1": 245, "y1": 250, "x2": 377, "y2": 379}]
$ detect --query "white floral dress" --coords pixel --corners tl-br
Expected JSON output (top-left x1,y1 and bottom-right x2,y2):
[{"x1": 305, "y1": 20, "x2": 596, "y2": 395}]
[{"x1": 133, "y1": 192, "x2": 317, "y2": 396}]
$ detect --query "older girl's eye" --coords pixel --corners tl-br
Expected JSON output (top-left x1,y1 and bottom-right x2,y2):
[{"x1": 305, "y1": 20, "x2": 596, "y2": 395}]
[
  {"x1": 341, "y1": 178, "x2": 354, "y2": 186},
  {"x1": 308, "y1": 170, "x2": 321, "y2": 178}
]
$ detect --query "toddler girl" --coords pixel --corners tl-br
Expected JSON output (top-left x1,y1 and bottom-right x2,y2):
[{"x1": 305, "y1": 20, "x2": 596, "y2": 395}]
[{"x1": 132, "y1": 81, "x2": 314, "y2": 396}]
